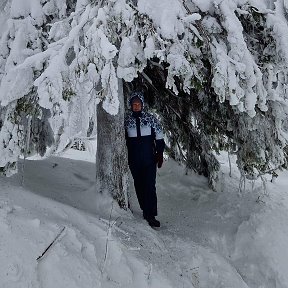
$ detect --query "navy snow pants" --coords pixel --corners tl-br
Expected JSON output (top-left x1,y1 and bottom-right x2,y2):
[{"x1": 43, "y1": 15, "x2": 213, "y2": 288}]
[{"x1": 129, "y1": 162, "x2": 157, "y2": 217}]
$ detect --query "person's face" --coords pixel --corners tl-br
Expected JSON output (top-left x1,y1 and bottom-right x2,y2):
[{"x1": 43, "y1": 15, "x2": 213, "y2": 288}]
[{"x1": 131, "y1": 98, "x2": 142, "y2": 112}]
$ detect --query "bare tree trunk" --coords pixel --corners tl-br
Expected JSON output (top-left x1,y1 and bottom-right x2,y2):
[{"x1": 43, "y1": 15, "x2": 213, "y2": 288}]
[{"x1": 95, "y1": 79, "x2": 129, "y2": 209}]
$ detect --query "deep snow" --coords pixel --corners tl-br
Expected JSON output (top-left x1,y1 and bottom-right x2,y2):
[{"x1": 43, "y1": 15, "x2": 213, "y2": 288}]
[{"x1": 1, "y1": 150, "x2": 288, "y2": 288}]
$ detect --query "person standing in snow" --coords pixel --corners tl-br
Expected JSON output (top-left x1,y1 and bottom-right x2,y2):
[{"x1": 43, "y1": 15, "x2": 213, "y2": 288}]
[{"x1": 125, "y1": 91, "x2": 165, "y2": 227}]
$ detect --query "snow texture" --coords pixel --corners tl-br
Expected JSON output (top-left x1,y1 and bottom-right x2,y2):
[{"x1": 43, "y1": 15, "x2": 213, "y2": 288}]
[{"x1": 1, "y1": 148, "x2": 288, "y2": 287}]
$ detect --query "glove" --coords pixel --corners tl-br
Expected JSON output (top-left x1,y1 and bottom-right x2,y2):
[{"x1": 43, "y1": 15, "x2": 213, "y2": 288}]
[{"x1": 155, "y1": 153, "x2": 163, "y2": 168}]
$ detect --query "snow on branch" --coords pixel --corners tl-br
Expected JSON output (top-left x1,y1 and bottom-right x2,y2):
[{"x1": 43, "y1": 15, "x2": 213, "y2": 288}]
[{"x1": 0, "y1": 0, "x2": 288, "y2": 178}]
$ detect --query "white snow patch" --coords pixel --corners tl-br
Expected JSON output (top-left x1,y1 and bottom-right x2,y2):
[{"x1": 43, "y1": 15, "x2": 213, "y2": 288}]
[
  {"x1": 138, "y1": 0, "x2": 185, "y2": 39},
  {"x1": 1, "y1": 147, "x2": 288, "y2": 287}
]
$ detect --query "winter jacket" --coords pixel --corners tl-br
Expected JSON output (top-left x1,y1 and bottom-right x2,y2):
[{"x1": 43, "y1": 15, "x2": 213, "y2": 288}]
[{"x1": 125, "y1": 94, "x2": 165, "y2": 167}]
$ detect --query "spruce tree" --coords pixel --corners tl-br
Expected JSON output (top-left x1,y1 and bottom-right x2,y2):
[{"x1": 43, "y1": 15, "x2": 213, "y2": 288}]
[{"x1": 0, "y1": 0, "x2": 288, "y2": 196}]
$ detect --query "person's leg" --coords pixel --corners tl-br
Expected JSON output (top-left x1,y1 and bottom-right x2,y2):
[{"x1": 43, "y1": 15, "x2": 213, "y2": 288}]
[
  {"x1": 142, "y1": 163, "x2": 157, "y2": 218},
  {"x1": 130, "y1": 164, "x2": 145, "y2": 211}
]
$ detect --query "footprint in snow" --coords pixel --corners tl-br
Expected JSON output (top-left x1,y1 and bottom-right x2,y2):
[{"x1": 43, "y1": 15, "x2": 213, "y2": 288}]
[{"x1": 5, "y1": 262, "x2": 23, "y2": 282}]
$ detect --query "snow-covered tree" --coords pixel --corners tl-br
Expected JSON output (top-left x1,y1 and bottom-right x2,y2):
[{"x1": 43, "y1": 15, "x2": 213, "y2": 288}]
[
  {"x1": 1, "y1": 0, "x2": 288, "y2": 198},
  {"x1": 136, "y1": 0, "x2": 288, "y2": 185}
]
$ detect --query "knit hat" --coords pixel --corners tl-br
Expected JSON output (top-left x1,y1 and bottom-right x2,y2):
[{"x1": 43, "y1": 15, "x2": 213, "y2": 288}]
[{"x1": 129, "y1": 91, "x2": 145, "y2": 109}]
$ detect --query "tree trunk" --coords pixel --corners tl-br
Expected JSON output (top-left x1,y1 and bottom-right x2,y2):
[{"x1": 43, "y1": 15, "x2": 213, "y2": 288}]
[{"x1": 95, "y1": 78, "x2": 129, "y2": 209}]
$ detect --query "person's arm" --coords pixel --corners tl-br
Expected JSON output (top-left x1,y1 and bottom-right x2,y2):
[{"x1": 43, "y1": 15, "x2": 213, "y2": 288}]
[
  {"x1": 125, "y1": 130, "x2": 128, "y2": 145},
  {"x1": 124, "y1": 115, "x2": 129, "y2": 146},
  {"x1": 152, "y1": 116, "x2": 165, "y2": 168},
  {"x1": 155, "y1": 138, "x2": 165, "y2": 154}
]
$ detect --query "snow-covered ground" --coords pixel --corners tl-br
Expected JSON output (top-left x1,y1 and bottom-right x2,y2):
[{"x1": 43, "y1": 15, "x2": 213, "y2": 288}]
[
  {"x1": 1, "y1": 150, "x2": 288, "y2": 288},
  {"x1": 0, "y1": 0, "x2": 9, "y2": 35}
]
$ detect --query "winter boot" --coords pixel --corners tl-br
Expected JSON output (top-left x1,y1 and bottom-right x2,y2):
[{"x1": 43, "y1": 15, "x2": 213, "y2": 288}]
[{"x1": 144, "y1": 215, "x2": 160, "y2": 228}]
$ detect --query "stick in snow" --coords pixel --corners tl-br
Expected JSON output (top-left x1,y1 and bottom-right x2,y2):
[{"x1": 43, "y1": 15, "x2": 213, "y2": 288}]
[{"x1": 37, "y1": 226, "x2": 66, "y2": 261}]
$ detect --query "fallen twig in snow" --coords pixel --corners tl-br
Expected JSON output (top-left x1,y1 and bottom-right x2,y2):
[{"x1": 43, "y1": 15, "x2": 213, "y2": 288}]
[
  {"x1": 101, "y1": 202, "x2": 114, "y2": 274},
  {"x1": 37, "y1": 226, "x2": 66, "y2": 261},
  {"x1": 99, "y1": 217, "x2": 129, "y2": 237},
  {"x1": 147, "y1": 263, "x2": 153, "y2": 285}
]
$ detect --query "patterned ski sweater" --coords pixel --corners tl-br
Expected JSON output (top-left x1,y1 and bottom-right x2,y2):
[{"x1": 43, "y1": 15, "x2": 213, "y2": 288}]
[
  {"x1": 125, "y1": 111, "x2": 165, "y2": 155},
  {"x1": 125, "y1": 111, "x2": 164, "y2": 140}
]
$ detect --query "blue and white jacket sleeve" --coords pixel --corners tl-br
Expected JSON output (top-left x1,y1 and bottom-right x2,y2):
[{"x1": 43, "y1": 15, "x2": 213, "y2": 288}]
[{"x1": 152, "y1": 116, "x2": 165, "y2": 154}]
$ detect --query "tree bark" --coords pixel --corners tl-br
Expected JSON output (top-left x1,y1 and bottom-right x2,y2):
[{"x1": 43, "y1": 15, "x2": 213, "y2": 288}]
[{"x1": 95, "y1": 78, "x2": 129, "y2": 209}]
